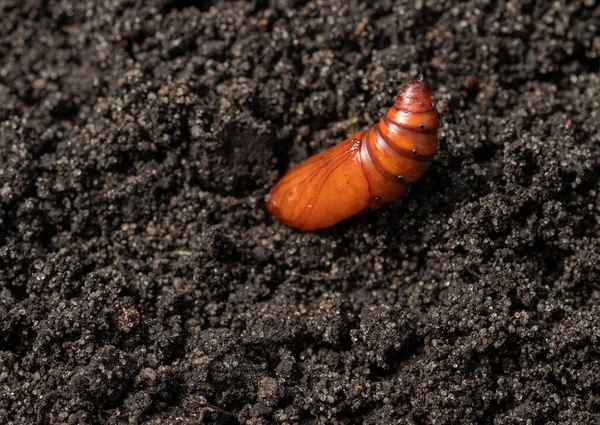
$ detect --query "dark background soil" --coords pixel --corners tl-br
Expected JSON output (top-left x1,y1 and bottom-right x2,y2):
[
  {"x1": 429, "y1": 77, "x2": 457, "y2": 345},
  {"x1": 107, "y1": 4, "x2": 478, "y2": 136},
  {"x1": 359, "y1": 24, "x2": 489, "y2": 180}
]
[{"x1": 1, "y1": 0, "x2": 599, "y2": 424}]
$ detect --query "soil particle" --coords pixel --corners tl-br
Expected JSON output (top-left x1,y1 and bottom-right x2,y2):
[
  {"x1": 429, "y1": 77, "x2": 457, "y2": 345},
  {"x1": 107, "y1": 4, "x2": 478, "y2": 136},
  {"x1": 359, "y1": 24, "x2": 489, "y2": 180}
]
[{"x1": 1, "y1": 0, "x2": 599, "y2": 424}]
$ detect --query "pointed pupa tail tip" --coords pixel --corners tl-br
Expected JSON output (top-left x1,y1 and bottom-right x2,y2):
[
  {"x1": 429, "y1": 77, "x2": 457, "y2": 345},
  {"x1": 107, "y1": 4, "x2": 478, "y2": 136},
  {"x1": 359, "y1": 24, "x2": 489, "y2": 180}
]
[{"x1": 394, "y1": 76, "x2": 433, "y2": 113}]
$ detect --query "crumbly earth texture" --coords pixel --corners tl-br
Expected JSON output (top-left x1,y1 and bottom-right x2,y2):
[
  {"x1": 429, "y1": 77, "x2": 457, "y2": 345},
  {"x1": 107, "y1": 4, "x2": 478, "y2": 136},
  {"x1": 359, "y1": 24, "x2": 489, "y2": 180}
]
[{"x1": 1, "y1": 1, "x2": 599, "y2": 424}]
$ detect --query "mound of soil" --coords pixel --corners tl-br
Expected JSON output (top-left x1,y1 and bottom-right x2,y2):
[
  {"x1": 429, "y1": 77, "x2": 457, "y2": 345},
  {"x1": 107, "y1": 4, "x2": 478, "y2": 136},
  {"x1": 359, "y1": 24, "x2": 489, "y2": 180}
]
[{"x1": 1, "y1": 1, "x2": 599, "y2": 424}]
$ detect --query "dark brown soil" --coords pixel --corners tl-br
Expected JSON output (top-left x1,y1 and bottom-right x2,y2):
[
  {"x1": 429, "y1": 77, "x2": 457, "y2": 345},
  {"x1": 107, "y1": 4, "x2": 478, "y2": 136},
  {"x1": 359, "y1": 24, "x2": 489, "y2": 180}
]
[{"x1": 1, "y1": 1, "x2": 599, "y2": 424}]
